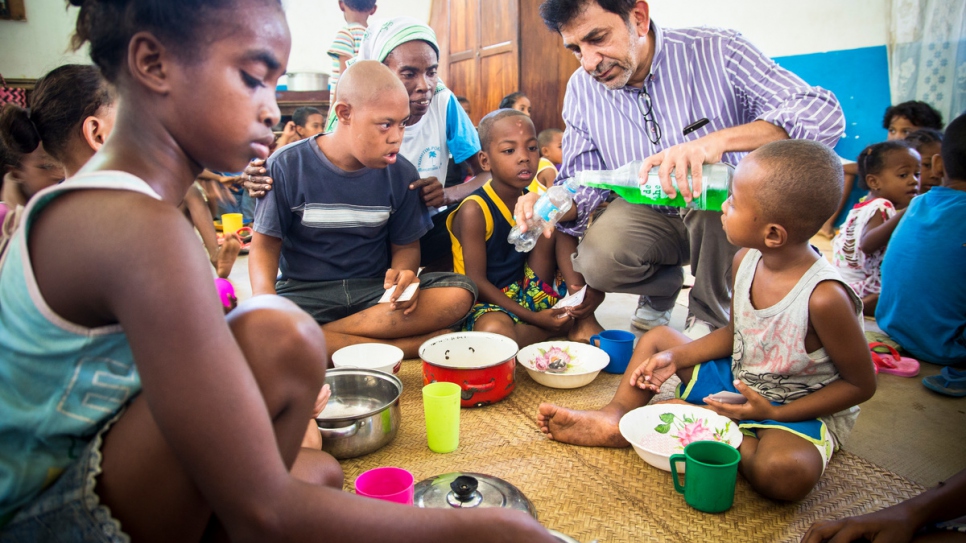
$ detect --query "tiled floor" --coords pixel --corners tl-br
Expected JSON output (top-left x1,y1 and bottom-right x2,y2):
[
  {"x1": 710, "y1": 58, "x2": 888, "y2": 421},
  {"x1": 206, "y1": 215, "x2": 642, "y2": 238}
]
[{"x1": 226, "y1": 237, "x2": 966, "y2": 487}]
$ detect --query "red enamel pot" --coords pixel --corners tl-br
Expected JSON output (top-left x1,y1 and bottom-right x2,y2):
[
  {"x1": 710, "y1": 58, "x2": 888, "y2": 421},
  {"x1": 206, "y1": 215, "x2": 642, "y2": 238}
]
[{"x1": 419, "y1": 332, "x2": 519, "y2": 408}]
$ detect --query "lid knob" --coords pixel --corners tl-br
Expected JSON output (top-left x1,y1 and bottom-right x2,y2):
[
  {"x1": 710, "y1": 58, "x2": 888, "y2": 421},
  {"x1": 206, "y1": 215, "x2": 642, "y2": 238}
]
[{"x1": 450, "y1": 476, "x2": 478, "y2": 501}]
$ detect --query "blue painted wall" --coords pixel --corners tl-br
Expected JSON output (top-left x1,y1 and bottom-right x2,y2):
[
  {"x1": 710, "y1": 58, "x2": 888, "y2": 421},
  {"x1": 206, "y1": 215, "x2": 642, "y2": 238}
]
[{"x1": 775, "y1": 45, "x2": 891, "y2": 162}]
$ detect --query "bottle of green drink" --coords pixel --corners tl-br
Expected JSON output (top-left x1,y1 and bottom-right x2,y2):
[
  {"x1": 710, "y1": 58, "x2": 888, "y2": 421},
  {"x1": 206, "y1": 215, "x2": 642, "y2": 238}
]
[{"x1": 575, "y1": 162, "x2": 733, "y2": 211}]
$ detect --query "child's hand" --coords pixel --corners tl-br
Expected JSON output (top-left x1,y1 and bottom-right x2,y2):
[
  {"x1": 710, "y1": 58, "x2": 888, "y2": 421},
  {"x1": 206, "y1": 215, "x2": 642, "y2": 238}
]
[
  {"x1": 704, "y1": 380, "x2": 776, "y2": 421},
  {"x1": 312, "y1": 383, "x2": 331, "y2": 418},
  {"x1": 629, "y1": 351, "x2": 676, "y2": 392},
  {"x1": 565, "y1": 286, "x2": 605, "y2": 320},
  {"x1": 533, "y1": 308, "x2": 573, "y2": 335},
  {"x1": 243, "y1": 159, "x2": 273, "y2": 198},
  {"x1": 384, "y1": 268, "x2": 420, "y2": 315},
  {"x1": 410, "y1": 177, "x2": 444, "y2": 208}
]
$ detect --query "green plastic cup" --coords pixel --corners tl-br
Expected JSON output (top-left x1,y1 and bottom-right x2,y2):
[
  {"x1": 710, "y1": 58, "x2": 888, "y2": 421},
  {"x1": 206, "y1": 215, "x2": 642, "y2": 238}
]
[
  {"x1": 669, "y1": 440, "x2": 741, "y2": 513},
  {"x1": 422, "y1": 382, "x2": 461, "y2": 453}
]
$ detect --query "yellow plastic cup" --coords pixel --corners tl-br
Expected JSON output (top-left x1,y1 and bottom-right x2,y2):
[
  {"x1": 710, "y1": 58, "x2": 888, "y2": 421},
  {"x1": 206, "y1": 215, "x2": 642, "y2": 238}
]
[
  {"x1": 422, "y1": 382, "x2": 461, "y2": 453},
  {"x1": 221, "y1": 213, "x2": 243, "y2": 235}
]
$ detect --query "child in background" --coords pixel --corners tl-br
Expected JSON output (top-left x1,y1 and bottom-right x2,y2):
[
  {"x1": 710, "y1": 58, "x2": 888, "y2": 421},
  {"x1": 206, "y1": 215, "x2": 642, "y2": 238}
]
[
  {"x1": 818, "y1": 100, "x2": 944, "y2": 238},
  {"x1": 457, "y1": 95, "x2": 472, "y2": 117},
  {"x1": 274, "y1": 106, "x2": 326, "y2": 149},
  {"x1": 0, "y1": 1, "x2": 553, "y2": 541},
  {"x1": 532, "y1": 127, "x2": 563, "y2": 192},
  {"x1": 448, "y1": 109, "x2": 604, "y2": 347},
  {"x1": 250, "y1": 61, "x2": 478, "y2": 358},
  {"x1": 905, "y1": 128, "x2": 944, "y2": 194},
  {"x1": 877, "y1": 113, "x2": 966, "y2": 374},
  {"x1": 537, "y1": 140, "x2": 875, "y2": 502},
  {"x1": 327, "y1": 0, "x2": 376, "y2": 94},
  {"x1": 499, "y1": 91, "x2": 531, "y2": 117},
  {"x1": 832, "y1": 141, "x2": 920, "y2": 316}
]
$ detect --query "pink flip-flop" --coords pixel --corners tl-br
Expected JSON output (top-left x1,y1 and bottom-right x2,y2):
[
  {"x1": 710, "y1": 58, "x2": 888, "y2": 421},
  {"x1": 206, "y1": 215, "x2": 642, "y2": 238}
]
[{"x1": 869, "y1": 342, "x2": 920, "y2": 377}]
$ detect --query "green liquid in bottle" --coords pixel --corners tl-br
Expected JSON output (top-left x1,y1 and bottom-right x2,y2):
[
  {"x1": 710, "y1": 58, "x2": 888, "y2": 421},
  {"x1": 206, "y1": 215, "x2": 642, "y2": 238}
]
[
  {"x1": 584, "y1": 183, "x2": 729, "y2": 211},
  {"x1": 579, "y1": 163, "x2": 733, "y2": 211}
]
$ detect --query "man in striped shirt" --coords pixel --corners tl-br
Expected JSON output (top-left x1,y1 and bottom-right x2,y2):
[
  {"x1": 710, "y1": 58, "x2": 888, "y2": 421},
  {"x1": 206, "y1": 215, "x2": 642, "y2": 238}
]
[{"x1": 517, "y1": 0, "x2": 844, "y2": 339}]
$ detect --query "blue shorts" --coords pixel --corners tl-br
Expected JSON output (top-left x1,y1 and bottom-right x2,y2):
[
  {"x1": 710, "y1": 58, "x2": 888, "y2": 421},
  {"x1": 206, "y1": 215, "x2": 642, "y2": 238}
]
[
  {"x1": 0, "y1": 412, "x2": 129, "y2": 542},
  {"x1": 677, "y1": 358, "x2": 835, "y2": 471}
]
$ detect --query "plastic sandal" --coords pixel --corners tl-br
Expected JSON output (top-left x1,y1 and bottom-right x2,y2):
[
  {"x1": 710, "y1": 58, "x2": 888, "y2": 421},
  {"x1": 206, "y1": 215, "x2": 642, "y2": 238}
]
[
  {"x1": 922, "y1": 367, "x2": 966, "y2": 397},
  {"x1": 869, "y1": 342, "x2": 920, "y2": 378}
]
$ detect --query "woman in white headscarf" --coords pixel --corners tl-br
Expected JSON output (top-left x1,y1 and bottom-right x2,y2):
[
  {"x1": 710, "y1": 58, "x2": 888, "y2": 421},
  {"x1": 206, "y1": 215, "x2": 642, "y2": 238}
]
[{"x1": 247, "y1": 17, "x2": 484, "y2": 267}]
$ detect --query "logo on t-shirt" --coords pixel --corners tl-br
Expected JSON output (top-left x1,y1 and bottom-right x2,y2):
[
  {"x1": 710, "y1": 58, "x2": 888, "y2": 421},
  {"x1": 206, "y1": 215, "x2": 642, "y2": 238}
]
[{"x1": 417, "y1": 145, "x2": 442, "y2": 176}]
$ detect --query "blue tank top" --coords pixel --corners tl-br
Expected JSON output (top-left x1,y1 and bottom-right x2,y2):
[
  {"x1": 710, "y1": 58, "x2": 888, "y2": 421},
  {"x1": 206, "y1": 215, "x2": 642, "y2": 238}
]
[
  {"x1": 0, "y1": 172, "x2": 158, "y2": 520},
  {"x1": 447, "y1": 181, "x2": 528, "y2": 289}
]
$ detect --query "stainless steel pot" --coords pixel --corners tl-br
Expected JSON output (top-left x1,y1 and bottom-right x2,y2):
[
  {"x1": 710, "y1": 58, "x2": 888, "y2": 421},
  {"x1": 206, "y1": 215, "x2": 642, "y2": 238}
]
[
  {"x1": 286, "y1": 72, "x2": 329, "y2": 91},
  {"x1": 315, "y1": 368, "x2": 402, "y2": 459}
]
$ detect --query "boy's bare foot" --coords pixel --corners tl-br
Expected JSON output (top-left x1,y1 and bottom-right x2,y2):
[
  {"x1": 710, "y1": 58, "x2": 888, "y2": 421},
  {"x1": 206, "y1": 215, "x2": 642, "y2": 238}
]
[
  {"x1": 215, "y1": 234, "x2": 241, "y2": 279},
  {"x1": 567, "y1": 316, "x2": 604, "y2": 344},
  {"x1": 536, "y1": 403, "x2": 628, "y2": 447}
]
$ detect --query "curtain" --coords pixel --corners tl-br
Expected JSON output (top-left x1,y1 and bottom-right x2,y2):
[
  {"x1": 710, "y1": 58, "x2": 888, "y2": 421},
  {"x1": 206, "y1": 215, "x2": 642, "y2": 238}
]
[{"x1": 889, "y1": 0, "x2": 966, "y2": 126}]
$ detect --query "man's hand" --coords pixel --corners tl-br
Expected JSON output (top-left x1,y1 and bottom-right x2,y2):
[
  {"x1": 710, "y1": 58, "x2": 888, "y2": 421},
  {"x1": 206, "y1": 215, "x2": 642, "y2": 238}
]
[
  {"x1": 639, "y1": 134, "x2": 724, "y2": 202},
  {"x1": 383, "y1": 268, "x2": 420, "y2": 315},
  {"x1": 511, "y1": 192, "x2": 553, "y2": 238},
  {"x1": 243, "y1": 159, "x2": 273, "y2": 198},
  {"x1": 410, "y1": 177, "x2": 444, "y2": 208}
]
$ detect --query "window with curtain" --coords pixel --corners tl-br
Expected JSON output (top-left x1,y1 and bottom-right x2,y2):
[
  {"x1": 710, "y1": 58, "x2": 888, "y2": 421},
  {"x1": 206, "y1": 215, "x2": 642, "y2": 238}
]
[{"x1": 889, "y1": 0, "x2": 966, "y2": 126}]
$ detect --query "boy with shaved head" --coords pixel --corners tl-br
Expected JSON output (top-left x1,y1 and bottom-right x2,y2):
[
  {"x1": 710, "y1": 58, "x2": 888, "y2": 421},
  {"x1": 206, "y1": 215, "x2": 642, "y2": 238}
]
[{"x1": 251, "y1": 61, "x2": 476, "y2": 358}]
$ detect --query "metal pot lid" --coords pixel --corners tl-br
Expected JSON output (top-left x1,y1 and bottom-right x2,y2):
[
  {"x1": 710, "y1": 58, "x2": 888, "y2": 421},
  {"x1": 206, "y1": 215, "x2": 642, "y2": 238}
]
[{"x1": 413, "y1": 472, "x2": 537, "y2": 518}]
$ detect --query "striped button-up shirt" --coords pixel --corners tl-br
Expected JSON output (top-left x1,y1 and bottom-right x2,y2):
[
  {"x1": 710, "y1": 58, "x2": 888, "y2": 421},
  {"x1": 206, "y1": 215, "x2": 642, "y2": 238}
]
[{"x1": 556, "y1": 21, "x2": 845, "y2": 236}]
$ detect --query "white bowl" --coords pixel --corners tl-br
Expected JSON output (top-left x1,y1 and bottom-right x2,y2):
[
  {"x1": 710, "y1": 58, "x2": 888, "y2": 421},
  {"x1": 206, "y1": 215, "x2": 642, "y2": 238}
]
[
  {"x1": 331, "y1": 343, "x2": 404, "y2": 375},
  {"x1": 619, "y1": 404, "x2": 743, "y2": 473},
  {"x1": 517, "y1": 341, "x2": 610, "y2": 389}
]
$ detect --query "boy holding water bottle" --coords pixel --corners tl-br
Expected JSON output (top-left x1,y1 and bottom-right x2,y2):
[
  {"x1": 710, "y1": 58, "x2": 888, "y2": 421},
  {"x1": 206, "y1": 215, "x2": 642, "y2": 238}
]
[
  {"x1": 537, "y1": 140, "x2": 876, "y2": 501},
  {"x1": 447, "y1": 109, "x2": 604, "y2": 346}
]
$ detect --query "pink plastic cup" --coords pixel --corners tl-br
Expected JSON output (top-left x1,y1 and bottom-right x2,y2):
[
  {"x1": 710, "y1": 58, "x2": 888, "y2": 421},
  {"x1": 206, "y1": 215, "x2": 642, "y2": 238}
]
[{"x1": 354, "y1": 467, "x2": 414, "y2": 505}]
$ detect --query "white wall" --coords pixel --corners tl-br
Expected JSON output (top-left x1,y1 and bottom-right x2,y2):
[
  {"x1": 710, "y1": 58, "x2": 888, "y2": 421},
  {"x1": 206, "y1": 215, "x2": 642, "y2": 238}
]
[
  {"x1": 0, "y1": 0, "x2": 432, "y2": 79},
  {"x1": 0, "y1": 0, "x2": 883, "y2": 79},
  {"x1": 0, "y1": 0, "x2": 89, "y2": 79},
  {"x1": 648, "y1": 0, "x2": 890, "y2": 57},
  {"x1": 283, "y1": 0, "x2": 432, "y2": 74}
]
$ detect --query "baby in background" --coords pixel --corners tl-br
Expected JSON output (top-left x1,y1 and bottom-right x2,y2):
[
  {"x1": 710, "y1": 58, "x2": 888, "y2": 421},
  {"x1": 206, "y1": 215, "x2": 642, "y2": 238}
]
[
  {"x1": 447, "y1": 109, "x2": 604, "y2": 347},
  {"x1": 832, "y1": 141, "x2": 920, "y2": 316},
  {"x1": 532, "y1": 128, "x2": 564, "y2": 193},
  {"x1": 537, "y1": 139, "x2": 875, "y2": 502}
]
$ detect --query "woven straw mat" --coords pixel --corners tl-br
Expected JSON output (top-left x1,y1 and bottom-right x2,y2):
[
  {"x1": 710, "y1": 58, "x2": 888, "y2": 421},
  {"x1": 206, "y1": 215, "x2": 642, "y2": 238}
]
[{"x1": 337, "y1": 359, "x2": 924, "y2": 543}]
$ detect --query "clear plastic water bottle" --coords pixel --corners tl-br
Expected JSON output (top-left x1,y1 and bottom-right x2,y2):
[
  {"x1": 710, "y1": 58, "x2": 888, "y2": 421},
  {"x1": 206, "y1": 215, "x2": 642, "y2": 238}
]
[
  {"x1": 507, "y1": 178, "x2": 579, "y2": 252},
  {"x1": 576, "y1": 162, "x2": 733, "y2": 211}
]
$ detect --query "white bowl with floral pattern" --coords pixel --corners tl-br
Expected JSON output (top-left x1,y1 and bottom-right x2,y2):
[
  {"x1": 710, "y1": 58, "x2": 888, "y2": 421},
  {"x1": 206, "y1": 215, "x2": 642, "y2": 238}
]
[
  {"x1": 517, "y1": 341, "x2": 610, "y2": 389},
  {"x1": 619, "y1": 403, "x2": 743, "y2": 473}
]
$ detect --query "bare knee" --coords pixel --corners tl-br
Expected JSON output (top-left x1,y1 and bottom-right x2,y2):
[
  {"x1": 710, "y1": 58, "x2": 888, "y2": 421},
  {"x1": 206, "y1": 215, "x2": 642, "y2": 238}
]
[
  {"x1": 745, "y1": 453, "x2": 821, "y2": 502},
  {"x1": 292, "y1": 448, "x2": 344, "y2": 489},
  {"x1": 230, "y1": 295, "x2": 327, "y2": 394},
  {"x1": 473, "y1": 314, "x2": 515, "y2": 339}
]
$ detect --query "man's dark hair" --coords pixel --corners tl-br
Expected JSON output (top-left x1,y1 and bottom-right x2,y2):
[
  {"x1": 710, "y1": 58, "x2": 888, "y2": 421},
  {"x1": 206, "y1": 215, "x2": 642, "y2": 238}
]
[
  {"x1": 539, "y1": 0, "x2": 635, "y2": 33},
  {"x1": 941, "y1": 112, "x2": 966, "y2": 181},
  {"x1": 882, "y1": 100, "x2": 944, "y2": 130},
  {"x1": 292, "y1": 106, "x2": 322, "y2": 127},
  {"x1": 753, "y1": 140, "x2": 844, "y2": 243},
  {"x1": 343, "y1": 0, "x2": 376, "y2": 11}
]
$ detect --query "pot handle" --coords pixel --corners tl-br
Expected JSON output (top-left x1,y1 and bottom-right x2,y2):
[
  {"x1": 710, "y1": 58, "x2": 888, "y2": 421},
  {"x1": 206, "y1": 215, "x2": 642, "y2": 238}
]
[
  {"x1": 317, "y1": 421, "x2": 360, "y2": 439},
  {"x1": 464, "y1": 380, "x2": 496, "y2": 392}
]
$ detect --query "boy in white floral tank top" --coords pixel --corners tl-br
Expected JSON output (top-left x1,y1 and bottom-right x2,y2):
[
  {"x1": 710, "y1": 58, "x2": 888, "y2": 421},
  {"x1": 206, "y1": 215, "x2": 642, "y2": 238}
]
[{"x1": 536, "y1": 140, "x2": 876, "y2": 502}]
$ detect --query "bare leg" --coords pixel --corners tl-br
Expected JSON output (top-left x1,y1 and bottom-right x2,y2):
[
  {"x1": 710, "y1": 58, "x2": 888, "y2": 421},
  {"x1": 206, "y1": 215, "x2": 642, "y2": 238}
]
[
  {"x1": 738, "y1": 428, "x2": 824, "y2": 502},
  {"x1": 550, "y1": 231, "x2": 604, "y2": 343},
  {"x1": 472, "y1": 311, "x2": 557, "y2": 348},
  {"x1": 97, "y1": 296, "x2": 341, "y2": 542},
  {"x1": 819, "y1": 173, "x2": 855, "y2": 238},
  {"x1": 215, "y1": 235, "x2": 241, "y2": 279},
  {"x1": 536, "y1": 326, "x2": 691, "y2": 447},
  {"x1": 321, "y1": 286, "x2": 473, "y2": 358},
  {"x1": 321, "y1": 327, "x2": 451, "y2": 360}
]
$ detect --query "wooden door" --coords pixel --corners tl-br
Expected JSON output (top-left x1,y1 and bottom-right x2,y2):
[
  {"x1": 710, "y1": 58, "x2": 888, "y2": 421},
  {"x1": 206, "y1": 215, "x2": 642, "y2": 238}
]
[
  {"x1": 433, "y1": 0, "x2": 519, "y2": 126},
  {"x1": 519, "y1": 0, "x2": 580, "y2": 132}
]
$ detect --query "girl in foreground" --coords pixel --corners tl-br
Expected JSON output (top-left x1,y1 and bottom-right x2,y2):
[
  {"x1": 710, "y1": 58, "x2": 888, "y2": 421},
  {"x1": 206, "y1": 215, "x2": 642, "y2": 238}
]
[{"x1": 0, "y1": 0, "x2": 553, "y2": 541}]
